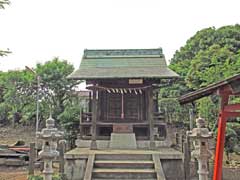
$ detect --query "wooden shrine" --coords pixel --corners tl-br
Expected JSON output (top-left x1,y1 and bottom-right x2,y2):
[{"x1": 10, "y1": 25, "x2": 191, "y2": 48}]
[{"x1": 68, "y1": 48, "x2": 179, "y2": 149}]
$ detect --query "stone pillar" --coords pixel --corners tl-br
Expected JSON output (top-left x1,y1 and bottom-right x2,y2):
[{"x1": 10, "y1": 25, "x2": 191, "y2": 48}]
[
  {"x1": 59, "y1": 140, "x2": 66, "y2": 175},
  {"x1": 36, "y1": 115, "x2": 64, "y2": 180},
  {"x1": 91, "y1": 89, "x2": 97, "y2": 149},
  {"x1": 187, "y1": 117, "x2": 213, "y2": 180},
  {"x1": 148, "y1": 86, "x2": 155, "y2": 148}
]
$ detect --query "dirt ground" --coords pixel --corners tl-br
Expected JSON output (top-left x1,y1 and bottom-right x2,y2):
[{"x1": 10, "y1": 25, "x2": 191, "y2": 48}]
[{"x1": 0, "y1": 167, "x2": 28, "y2": 180}]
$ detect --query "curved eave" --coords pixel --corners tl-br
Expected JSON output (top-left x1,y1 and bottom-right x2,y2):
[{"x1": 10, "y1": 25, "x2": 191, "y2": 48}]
[{"x1": 67, "y1": 68, "x2": 179, "y2": 80}]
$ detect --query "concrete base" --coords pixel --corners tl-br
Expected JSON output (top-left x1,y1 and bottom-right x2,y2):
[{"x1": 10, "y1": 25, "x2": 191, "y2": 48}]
[{"x1": 109, "y1": 133, "x2": 137, "y2": 149}]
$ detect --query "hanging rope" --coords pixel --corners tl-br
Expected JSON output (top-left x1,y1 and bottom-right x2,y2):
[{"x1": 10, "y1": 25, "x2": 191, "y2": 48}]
[
  {"x1": 121, "y1": 93, "x2": 124, "y2": 119},
  {"x1": 87, "y1": 85, "x2": 151, "y2": 94}
]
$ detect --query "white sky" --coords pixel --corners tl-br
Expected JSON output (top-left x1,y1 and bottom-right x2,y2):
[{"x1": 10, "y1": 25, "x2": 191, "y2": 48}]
[{"x1": 0, "y1": 0, "x2": 239, "y2": 71}]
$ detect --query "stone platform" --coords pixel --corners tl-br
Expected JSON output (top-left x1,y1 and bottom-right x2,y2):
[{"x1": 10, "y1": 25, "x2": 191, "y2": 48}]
[{"x1": 64, "y1": 148, "x2": 184, "y2": 180}]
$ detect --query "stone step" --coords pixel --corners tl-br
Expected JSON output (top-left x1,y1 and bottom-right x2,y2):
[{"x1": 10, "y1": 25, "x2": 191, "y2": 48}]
[
  {"x1": 95, "y1": 154, "x2": 152, "y2": 161},
  {"x1": 92, "y1": 168, "x2": 157, "y2": 179},
  {"x1": 94, "y1": 160, "x2": 154, "y2": 169}
]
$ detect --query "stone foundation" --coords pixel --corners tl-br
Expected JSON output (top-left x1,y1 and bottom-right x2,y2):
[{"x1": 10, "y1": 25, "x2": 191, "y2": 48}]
[{"x1": 64, "y1": 148, "x2": 184, "y2": 180}]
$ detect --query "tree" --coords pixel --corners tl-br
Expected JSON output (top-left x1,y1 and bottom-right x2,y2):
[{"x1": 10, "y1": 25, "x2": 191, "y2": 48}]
[
  {"x1": 35, "y1": 58, "x2": 80, "y2": 124},
  {"x1": 170, "y1": 25, "x2": 240, "y2": 89},
  {"x1": 0, "y1": 70, "x2": 35, "y2": 125},
  {"x1": 0, "y1": 58, "x2": 80, "y2": 128},
  {"x1": 0, "y1": 0, "x2": 10, "y2": 9},
  {"x1": 0, "y1": 49, "x2": 11, "y2": 57},
  {"x1": 168, "y1": 24, "x2": 240, "y2": 158},
  {"x1": 0, "y1": 0, "x2": 11, "y2": 57},
  {"x1": 168, "y1": 25, "x2": 240, "y2": 122}
]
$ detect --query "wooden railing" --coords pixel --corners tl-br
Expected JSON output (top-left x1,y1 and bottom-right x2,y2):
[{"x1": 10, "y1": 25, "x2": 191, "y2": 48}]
[
  {"x1": 81, "y1": 111, "x2": 165, "y2": 123},
  {"x1": 153, "y1": 111, "x2": 165, "y2": 121},
  {"x1": 81, "y1": 112, "x2": 92, "y2": 123}
]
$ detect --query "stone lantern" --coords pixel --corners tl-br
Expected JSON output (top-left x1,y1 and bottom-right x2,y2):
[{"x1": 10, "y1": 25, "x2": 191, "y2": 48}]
[
  {"x1": 36, "y1": 115, "x2": 64, "y2": 180},
  {"x1": 187, "y1": 117, "x2": 213, "y2": 180}
]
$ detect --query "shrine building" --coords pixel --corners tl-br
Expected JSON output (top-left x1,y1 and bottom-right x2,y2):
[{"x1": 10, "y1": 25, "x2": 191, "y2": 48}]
[
  {"x1": 68, "y1": 48, "x2": 179, "y2": 149},
  {"x1": 64, "y1": 48, "x2": 186, "y2": 180}
]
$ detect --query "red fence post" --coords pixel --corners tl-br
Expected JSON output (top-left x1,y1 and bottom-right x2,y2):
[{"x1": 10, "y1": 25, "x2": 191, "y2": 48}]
[{"x1": 213, "y1": 112, "x2": 227, "y2": 180}]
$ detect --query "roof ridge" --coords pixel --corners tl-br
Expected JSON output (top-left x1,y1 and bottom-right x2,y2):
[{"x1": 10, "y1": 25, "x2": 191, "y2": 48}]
[{"x1": 83, "y1": 48, "x2": 163, "y2": 58}]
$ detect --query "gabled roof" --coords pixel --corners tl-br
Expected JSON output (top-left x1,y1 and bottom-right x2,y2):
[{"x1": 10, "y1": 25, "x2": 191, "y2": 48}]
[
  {"x1": 179, "y1": 74, "x2": 240, "y2": 104},
  {"x1": 68, "y1": 48, "x2": 179, "y2": 80}
]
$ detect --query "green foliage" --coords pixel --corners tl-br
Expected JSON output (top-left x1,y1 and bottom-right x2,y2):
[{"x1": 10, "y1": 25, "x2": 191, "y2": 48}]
[
  {"x1": 169, "y1": 24, "x2": 240, "y2": 155},
  {"x1": 171, "y1": 24, "x2": 240, "y2": 90},
  {"x1": 214, "y1": 122, "x2": 240, "y2": 161},
  {"x1": 186, "y1": 45, "x2": 239, "y2": 89},
  {"x1": 28, "y1": 175, "x2": 43, "y2": 180},
  {"x1": 36, "y1": 58, "x2": 80, "y2": 123},
  {"x1": 196, "y1": 96, "x2": 219, "y2": 129},
  {"x1": 28, "y1": 174, "x2": 62, "y2": 180},
  {"x1": 0, "y1": 58, "x2": 80, "y2": 128},
  {"x1": 0, "y1": 70, "x2": 35, "y2": 124}
]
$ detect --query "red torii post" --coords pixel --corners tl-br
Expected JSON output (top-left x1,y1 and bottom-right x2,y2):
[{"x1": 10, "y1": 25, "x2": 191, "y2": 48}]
[{"x1": 213, "y1": 85, "x2": 240, "y2": 180}]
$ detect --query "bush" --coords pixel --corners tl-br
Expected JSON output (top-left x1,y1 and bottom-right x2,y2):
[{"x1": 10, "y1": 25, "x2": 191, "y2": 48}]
[
  {"x1": 28, "y1": 174, "x2": 62, "y2": 180},
  {"x1": 28, "y1": 175, "x2": 43, "y2": 180}
]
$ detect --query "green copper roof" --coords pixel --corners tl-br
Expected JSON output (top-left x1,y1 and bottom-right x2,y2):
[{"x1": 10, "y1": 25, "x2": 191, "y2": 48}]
[{"x1": 68, "y1": 48, "x2": 179, "y2": 80}]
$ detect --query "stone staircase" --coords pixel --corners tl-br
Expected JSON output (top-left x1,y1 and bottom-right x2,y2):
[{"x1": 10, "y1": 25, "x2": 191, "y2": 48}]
[{"x1": 84, "y1": 153, "x2": 166, "y2": 180}]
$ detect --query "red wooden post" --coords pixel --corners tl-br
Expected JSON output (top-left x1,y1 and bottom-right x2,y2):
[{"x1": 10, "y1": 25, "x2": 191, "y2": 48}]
[
  {"x1": 213, "y1": 94, "x2": 228, "y2": 180},
  {"x1": 213, "y1": 112, "x2": 227, "y2": 180}
]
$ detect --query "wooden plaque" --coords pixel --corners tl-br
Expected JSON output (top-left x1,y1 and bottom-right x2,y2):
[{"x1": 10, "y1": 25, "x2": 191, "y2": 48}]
[
  {"x1": 113, "y1": 124, "x2": 133, "y2": 133},
  {"x1": 128, "y1": 79, "x2": 143, "y2": 84}
]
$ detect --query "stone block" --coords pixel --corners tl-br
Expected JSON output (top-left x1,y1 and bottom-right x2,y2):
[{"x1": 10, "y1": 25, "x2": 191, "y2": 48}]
[
  {"x1": 109, "y1": 133, "x2": 137, "y2": 149},
  {"x1": 65, "y1": 159, "x2": 87, "y2": 180}
]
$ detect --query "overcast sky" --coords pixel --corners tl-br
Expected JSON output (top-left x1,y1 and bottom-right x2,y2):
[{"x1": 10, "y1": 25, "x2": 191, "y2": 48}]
[{"x1": 0, "y1": 0, "x2": 239, "y2": 71}]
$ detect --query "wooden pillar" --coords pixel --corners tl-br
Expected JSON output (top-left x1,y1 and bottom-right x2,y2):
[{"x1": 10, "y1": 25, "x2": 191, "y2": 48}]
[
  {"x1": 148, "y1": 86, "x2": 155, "y2": 148},
  {"x1": 91, "y1": 88, "x2": 97, "y2": 149},
  {"x1": 79, "y1": 108, "x2": 83, "y2": 137},
  {"x1": 155, "y1": 92, "x2": 159, "y2": 112},
  {"x1": 29, "y1": 142, "x2": 35, "y2": 175},
  {"x1": 89, "y1": 91, "x2": 92, "y2": 113}
]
